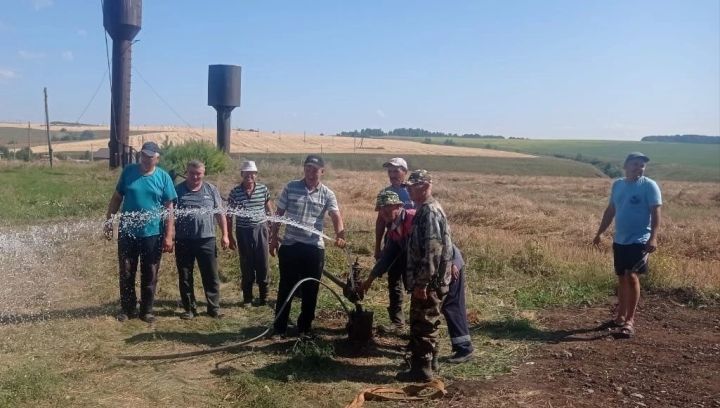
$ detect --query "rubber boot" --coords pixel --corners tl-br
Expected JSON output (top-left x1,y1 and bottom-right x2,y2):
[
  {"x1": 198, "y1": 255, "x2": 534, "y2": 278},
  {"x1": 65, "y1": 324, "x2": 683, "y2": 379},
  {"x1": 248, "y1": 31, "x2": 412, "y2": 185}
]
[
  {"x1": 388, "y1": 306, "x2": 405, "y2": 327},
  {"x1": 259, "y1": 284, "x2": 268, "y2": 303},
  {"x1": 396, "y1": 355, "x2": 433, "y2": 382}
]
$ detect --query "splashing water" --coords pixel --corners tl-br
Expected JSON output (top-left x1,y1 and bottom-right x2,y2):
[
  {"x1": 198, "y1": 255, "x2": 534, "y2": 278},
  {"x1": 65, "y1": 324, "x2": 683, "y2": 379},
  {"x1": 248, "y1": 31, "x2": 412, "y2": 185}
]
[
  {"x1": 0, "y1": 208, "x2": 333, "y2": 324},
  {"x1": 109, "y1": 207, "x2": 332, "y2": 241},
  {"x1": 0, "y1": 220, "x2": 102, "y2": 324}
]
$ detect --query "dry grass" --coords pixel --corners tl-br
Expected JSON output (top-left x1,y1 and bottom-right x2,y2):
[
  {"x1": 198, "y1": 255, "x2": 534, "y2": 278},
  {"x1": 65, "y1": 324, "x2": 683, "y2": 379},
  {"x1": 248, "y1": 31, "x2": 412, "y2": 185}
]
[
  {"x1": 19, "y1": 124, "x2": 531, "y2": 158},
  {"x1": 0, "y1": 161, "x2": 717, "y2": 407}
]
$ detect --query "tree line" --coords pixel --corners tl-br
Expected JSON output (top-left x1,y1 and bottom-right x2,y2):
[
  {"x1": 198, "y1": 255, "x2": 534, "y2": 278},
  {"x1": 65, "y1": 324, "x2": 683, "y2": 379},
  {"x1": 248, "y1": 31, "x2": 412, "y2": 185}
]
[
  {"x1": 641, "y1": 135, "x2": 719, "y2": 144},
  {"x1": 339, "y1": 128, "x2": 504, "y2": 139}
]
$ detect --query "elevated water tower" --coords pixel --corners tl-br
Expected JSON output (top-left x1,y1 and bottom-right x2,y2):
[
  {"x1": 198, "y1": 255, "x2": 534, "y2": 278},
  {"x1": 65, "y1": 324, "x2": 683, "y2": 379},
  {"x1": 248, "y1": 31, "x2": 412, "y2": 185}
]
[
  {"x1": 103, "y1": 0, "x2": 142, "y2": 169},
  {"x1": 208, "y1": 64, "x2": 241, "y2": 153}
]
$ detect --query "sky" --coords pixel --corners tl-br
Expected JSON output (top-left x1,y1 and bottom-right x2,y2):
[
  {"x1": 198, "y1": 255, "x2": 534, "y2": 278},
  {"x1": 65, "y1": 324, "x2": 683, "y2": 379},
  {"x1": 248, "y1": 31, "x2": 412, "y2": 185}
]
[{"x1": 0, "y1": 0, "x2": 718, "y2": 140}]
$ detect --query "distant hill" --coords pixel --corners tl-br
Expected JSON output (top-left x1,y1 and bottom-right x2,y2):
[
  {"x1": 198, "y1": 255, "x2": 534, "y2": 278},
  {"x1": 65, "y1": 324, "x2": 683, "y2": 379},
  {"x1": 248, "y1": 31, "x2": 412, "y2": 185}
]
[{"x1": 641, "y1": 135, "x2": 720, "y2": 144}]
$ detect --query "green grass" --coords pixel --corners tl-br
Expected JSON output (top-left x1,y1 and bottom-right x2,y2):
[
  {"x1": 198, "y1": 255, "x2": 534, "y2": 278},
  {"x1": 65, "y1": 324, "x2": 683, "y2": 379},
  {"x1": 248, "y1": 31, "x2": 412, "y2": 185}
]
[
  {"x1": 383, "y1": 137, "x2": 720, "y2": 182},
  {"x1": 234, "y1": 152, "x2": 603, "y2": 178},
  {"x1": 0, "y1": 163, "x2": 117, "y2": 223},
  {"x1": 0, "y1": 361, "x2": 65, "y2": 407},
  {"x1": 0, "y1": 126, "x2": 143, "y2": 147}
]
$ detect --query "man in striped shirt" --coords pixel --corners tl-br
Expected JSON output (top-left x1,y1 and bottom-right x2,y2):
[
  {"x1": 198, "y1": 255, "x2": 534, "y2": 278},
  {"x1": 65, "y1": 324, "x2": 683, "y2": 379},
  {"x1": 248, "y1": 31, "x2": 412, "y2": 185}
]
[
  {"x1": 269, "y1": 155, "x2": 346, "y2": 337},
  {"x1": 227, "y1": 161, "x2": 273, "y2": 306}
]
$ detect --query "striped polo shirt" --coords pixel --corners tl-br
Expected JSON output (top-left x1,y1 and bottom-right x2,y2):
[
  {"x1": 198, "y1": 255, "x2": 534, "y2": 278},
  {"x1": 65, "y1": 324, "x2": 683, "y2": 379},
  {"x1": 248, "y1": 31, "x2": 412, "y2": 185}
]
[
  {"x1": 277, "y1": 179, "x2": 339, "y2": 248},
  {"x1": 227, "y1": 183, "x2": 270, "y2": 227}
]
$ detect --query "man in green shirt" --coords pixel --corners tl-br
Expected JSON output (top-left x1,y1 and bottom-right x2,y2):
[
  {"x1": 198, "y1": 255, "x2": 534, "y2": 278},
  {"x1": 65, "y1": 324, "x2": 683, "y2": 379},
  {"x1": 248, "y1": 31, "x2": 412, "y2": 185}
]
[{"x1": 104, "y1": 142, "x2": 177, "y2": 324}]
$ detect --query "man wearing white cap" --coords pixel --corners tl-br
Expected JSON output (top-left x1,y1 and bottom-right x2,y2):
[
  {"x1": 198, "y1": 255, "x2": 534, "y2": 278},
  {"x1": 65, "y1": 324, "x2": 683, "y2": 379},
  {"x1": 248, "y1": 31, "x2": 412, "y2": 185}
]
[
  {"x1": 374, "y1": 157, "x2": 414, "y2": 333},
  {"x1": 227, "y1": 160, "x2": 273, "y2": 306}
]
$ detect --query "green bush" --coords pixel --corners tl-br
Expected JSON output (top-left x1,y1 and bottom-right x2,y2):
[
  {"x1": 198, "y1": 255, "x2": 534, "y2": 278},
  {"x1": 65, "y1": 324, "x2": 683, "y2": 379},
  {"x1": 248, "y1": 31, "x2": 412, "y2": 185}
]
[
  {"x1": 15, "y1": 147, "x2": 34, "y2": 162},
  {"x1": 159, "y1": 140, "x2": 230, "y2": 180}
]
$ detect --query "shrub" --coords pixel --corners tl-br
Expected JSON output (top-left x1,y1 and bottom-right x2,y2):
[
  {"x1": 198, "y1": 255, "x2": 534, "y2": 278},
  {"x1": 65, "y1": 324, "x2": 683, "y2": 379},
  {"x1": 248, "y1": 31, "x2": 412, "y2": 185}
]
[
  {"x1": 15, "y1": 147, "x2": 34, "y2": 162},
  {"x1": 159, "y1": 140, "x2": 230, "y2": 180}
]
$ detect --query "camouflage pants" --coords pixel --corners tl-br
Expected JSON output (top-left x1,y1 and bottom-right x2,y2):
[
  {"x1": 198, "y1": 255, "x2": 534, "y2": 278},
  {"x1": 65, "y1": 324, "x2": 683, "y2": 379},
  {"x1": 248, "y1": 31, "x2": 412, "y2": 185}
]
[{"x1": 408, "y1": 288, "x2": 447, "y2": 360}]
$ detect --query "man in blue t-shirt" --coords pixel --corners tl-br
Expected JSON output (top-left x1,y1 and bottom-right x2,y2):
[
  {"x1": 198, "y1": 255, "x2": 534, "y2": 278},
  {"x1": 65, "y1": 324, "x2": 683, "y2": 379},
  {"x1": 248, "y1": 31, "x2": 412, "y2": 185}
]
[
  {"x1": 104, "y1": 141, "x2": 177, "y2": 324},
  {"x1": 593, "y1": 152, "x2": 662, "y2": 338}
]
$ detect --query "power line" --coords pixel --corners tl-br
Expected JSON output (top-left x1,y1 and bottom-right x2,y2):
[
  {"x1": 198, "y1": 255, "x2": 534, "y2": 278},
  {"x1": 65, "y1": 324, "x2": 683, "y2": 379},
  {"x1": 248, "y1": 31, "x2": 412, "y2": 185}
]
[
  {"x1": 75, "y1": 66, "x2": 109, "y2": 124},
  {"x1": 132, "y1": 65, "x2": 208, "y2": 140}
]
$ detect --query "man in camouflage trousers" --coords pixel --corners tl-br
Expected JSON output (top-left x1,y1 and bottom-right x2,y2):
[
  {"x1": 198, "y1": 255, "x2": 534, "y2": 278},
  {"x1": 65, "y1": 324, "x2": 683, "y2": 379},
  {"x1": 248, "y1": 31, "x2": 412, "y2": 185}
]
[{"x1": 397, "y1": 169, "x2": 453, "y2": 382}]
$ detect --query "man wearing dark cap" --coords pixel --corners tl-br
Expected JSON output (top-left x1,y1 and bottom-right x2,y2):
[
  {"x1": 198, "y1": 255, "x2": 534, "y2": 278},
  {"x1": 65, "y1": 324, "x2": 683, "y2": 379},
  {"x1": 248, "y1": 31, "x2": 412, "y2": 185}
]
[
  {"x1": 593, "y1": 152, "x2": 662, "y2": 338},
  {"x1": 398, "y1": 169, "x2": 453, "y2": 382},
  {"x1": 269, "y1": 154, "x2": 346, "y2": 337},
  {"x1": 104, "y1": 141, "x2": 177, "y2": 324}
]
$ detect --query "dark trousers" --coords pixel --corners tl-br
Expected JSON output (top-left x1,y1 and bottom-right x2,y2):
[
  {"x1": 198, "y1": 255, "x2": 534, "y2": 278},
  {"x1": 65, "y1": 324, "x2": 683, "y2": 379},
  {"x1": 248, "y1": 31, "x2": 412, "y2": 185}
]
[
  {"x1": 236, "y1": 224, "x2": 269, "y2": 302},
  {"x1": 118, "y1": 234, "x2": 162, "y2": 316},
  {"x1": 441, "y1": 267, "x2": 473, "y2": 353},
  {"x1": 175, "y1": 237, "x2": 220, "y2": 314},
  {"x1": 373, "y1": 239, "x2": 406, "y2": 325},
  {"x1": 274, "y1": 243, "x2": 325, "y2": 334}
]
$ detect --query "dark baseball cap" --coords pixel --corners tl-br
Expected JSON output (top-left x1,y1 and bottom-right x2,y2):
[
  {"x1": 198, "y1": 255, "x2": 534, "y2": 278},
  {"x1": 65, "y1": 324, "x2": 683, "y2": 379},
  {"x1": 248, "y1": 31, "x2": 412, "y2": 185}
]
[
  {"x1": 304, "y1": 154, "x2": 325, "y2": 168},
  {"x1": 624, "y1": 152, "x2": 650, "y2": 163},
  {"x1": 140, "y1": 141, "x2": 161, "y2": 157}
]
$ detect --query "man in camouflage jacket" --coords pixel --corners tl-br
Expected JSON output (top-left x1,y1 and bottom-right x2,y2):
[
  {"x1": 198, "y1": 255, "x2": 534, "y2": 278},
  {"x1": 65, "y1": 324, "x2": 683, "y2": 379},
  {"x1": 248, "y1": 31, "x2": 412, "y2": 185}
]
[{"x1": 398, "y1": 169, "x2": 453, "y2": 382}]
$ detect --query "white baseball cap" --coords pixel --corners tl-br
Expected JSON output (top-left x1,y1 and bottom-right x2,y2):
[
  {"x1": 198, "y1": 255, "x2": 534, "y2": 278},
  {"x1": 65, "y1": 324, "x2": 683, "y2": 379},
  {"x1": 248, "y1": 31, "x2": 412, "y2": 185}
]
[
  {"x1": 382, "y1": 157, "x2": 408, "y2": 171},
  {"x1": 240, "y1": 161, "x2": 258, "y2": 172}
]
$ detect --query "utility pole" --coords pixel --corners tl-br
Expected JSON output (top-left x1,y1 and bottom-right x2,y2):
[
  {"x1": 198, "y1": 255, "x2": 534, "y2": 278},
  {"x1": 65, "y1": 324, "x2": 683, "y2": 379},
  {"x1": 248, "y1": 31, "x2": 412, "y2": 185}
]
[
  {"x1": 44, "y1": 87, "x2": 53, "y2": 168},
  {"x1": 27, "y1": 121, "x2": 31, "y2": 151}
]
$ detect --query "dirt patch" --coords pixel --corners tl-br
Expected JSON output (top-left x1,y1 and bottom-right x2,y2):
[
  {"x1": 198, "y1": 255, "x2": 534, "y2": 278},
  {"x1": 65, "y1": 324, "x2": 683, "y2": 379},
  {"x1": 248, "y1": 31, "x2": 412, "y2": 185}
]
[{"x1": 443, "y1": 295, "x2": 720, "y2": 407}]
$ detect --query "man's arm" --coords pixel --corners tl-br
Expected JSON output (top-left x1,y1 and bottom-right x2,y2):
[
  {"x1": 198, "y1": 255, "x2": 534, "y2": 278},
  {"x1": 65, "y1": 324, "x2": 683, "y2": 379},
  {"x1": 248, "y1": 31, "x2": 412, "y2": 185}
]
[
  {"x1": 269, "y1": 208, "x2": 285, "y2": 257},
  {"x1": 374, "y1": 213, "x2": 386, "y2": 259},
  {"x1": 412, "y1": 213, "x2": 443, "y2": 300},
  {"x1": 226, "y1": 212, "x2": 236, "y2": 249},
  {"x1": 162, "y1": 201, "x2": 175, "y2": 253},
  {"x1": 265, "y1": 199, "x2": 274, "y2": 220},
  {"x1": 646, "y1": 205, "x2": 661, "y2": 253},
  {"x1": 329, "y1": 210, "x2": 346, "y2": 248},
  {"x1": 104, "y1": 191, "x2": 123, "y2": 240},
  {"x1": 215, "y1": 211, "x2": 230, "y2": 250},
  {"x1": 593, "y1": 203, "x2": 616, "y2": 246}
]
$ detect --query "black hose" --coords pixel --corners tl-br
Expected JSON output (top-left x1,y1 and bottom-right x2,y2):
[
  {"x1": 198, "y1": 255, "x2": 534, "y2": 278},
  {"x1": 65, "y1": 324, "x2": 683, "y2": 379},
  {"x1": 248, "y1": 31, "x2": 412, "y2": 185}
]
[{"x1": 118, "y1": 277, "x2": 353, "y2": 361}]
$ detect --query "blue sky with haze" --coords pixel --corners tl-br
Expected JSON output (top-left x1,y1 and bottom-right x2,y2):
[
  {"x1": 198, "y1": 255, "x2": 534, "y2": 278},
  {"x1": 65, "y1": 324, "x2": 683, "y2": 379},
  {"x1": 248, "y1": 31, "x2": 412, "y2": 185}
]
[{"x1": 0, "y1": 0, "x2": 718, "y2": 140}]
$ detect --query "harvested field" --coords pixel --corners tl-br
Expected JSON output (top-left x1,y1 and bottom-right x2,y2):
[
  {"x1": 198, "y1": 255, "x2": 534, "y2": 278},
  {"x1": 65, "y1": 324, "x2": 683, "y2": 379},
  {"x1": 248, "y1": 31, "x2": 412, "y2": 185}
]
[{"x1": 5, "y1": 123, "x2": 532, "y2": 158}]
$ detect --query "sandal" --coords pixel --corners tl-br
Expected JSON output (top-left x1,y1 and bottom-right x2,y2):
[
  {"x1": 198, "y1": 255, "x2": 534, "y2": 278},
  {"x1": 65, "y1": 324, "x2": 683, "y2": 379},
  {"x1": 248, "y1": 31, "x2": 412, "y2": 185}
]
[
  {"x1": 596, "y1": 319, "x2": 624, "y2": 330},
  {"x1": 616, "y1": 322, "x2": 635, "y2": 339}
]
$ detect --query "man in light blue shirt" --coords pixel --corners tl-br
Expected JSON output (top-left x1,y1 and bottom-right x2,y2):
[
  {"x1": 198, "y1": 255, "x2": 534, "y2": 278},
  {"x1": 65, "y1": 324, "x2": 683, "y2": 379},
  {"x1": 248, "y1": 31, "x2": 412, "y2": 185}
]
[{"x1": 593, "y1": 152, "x2": 662, "y2": 338}]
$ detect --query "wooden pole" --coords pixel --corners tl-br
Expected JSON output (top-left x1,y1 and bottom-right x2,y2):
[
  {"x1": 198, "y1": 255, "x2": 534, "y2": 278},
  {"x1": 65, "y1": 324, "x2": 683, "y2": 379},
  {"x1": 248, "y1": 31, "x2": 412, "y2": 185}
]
[{"x1": 44, "y1": 87, "x2": 53, "y2": 168}]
